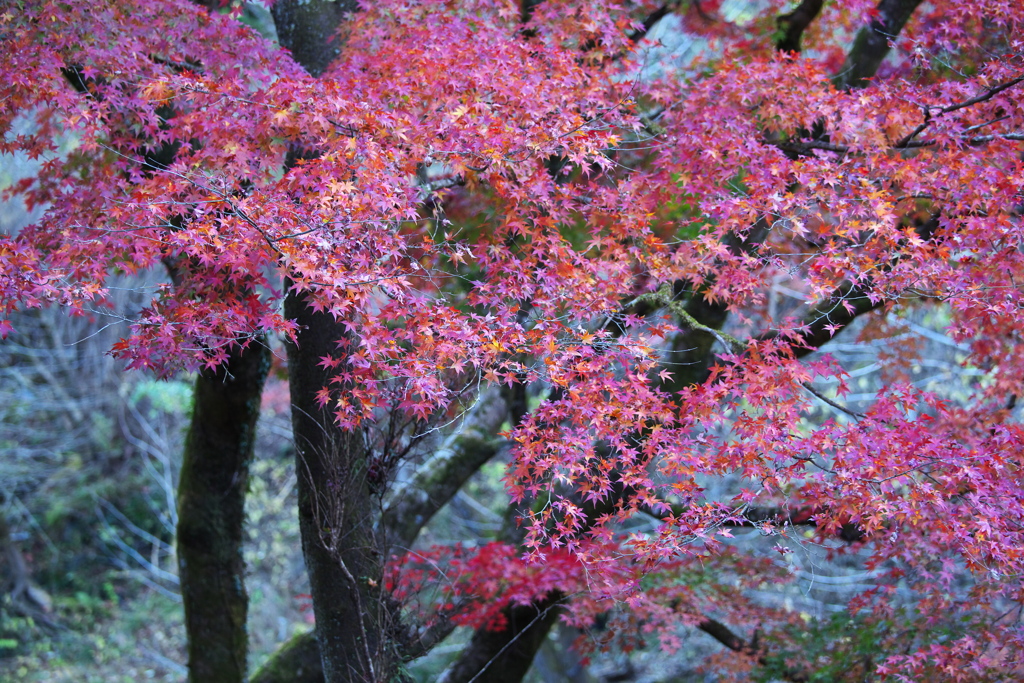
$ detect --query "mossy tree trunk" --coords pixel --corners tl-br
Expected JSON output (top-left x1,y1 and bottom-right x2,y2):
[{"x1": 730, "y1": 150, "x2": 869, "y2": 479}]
[
  {"x1": 252, "y1": 628, "x2": 325, "y2": 683},
  {"x1": 177, "y1": 340, "x2": 270, "y2": 683}
]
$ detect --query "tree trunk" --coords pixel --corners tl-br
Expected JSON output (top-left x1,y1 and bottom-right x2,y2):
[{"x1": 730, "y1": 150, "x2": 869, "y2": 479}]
[
  {"x1": 285, "y1": 291, "x2": 391, "y2": 683},
  {"x1": 833, "y1": 0, "x2": 925, "y2": 90},
  {"x1": 269, "y1": 3, "x2": 393, "y2": 679},
  {"x1": 177, "y1": 340, "x2": 270, "y2": 683},
  {"x1": 271, "y1": 0, "x2": 356, "y2": 78}
]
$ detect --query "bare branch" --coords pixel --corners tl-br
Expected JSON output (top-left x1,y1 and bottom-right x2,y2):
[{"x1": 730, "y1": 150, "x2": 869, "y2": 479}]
[
  {"x1": 697, "y1": 618, "x2": 809, "y2": 683},
  {"x1": 381, "y1": 386, "x2": 509, "y2": 553}
]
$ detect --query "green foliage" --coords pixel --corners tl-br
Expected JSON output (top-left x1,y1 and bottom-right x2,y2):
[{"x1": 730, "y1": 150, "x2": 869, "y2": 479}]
[
  {"x1": 244, "y1": 453, "x2": 309, "y2": 667},
  {"x1": 753, "y1": 611, "x2": 888, "y2": 683},
  {"x1": 0, "y1": 590, "x2": 184, "y2": 682},
  {"x1": 130, "y1": 378, "x2": 194, "y2": 418},
  {"x1": 0, "y1": 609, "x2": 36, "y2": 660}
]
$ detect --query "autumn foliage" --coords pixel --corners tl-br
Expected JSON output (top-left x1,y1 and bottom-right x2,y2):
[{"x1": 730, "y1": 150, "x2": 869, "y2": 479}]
[{"x1": 3, "y1": 0, "x2": 1024, "y2": 680}]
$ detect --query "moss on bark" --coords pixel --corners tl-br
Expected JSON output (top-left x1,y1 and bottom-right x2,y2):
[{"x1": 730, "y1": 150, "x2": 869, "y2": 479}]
[
  {"x1": 252, "y1": 630, "x2": 324, "y2": 683},
  {"x1": 177, "y1": 340, "x2": 270, "y2": 683}
]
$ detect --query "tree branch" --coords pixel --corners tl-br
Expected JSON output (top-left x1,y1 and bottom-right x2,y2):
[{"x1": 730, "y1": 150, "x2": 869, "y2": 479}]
[
  {"x1": 832, "y1": 0, "x2": 924, "y2": 90},
  {"x1": 650, "y1": 219, "x2": 771, "y2": 392},
  {"x1": 697, "y1": 618, "x2": 809, "y2": 682},
  {"x1": 649, "y1": 501, "x2": 866, "y2": 542},
  {"x1": 757, "y1": 214, "x2": 939, "y2": 358},
  {"x1": 436, "y1": 592, "x2": 566, "y2": 683},
  {"x1": 893, "y1": 76, "x2": 1024, "y2": 148},
  {"x1": 628, "y1": 3, "x2": 675, "y2": 45},
  {"x1": 381, "y1": 385, "x2": 509, "y2": 554},
  {"x1": 399, "y1": 612, "x2": 460, "y2": 662},
  {"x1": 775, "y1": 0, "x2": 825, "y2": 53},
  {"x1": 772, "y1": 76, "x2": 1024, "y2": 158}
]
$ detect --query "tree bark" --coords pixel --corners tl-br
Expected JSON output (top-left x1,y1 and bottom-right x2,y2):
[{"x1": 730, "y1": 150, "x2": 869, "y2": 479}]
[
  {"x1": 260, "y1": 2, "x2": 940, "y2": 681},
  {"x1": 269, "y1": 3, "x2": 394, "y2": 679},
  {"x1": 833, "y1": 0, "x2": 925, "y2": 90},
  {"x1": 249, "y1": 385, "x2": 508, "y2": 681},
  {"x1": 775, "y1": 0, "x2": 825, "y2": 53},
  {"x1": 177, "y1": 340, "x2": 270, "y2": 683},
  {"x1": 271, "y1": 0, "x2": 357, "y2": 78},
  {"x1": 252, "y1": 629, "x2": 325, "y2": 683},
  {"x1": 380, "y1": 386, "x2": 508, "y2": 554},
  {"x1": 437, "y1": 593, "x2": 565, "y2": 683},
  {"x1": 285, "y1": 291, "x2": 391, "y2": 683}
]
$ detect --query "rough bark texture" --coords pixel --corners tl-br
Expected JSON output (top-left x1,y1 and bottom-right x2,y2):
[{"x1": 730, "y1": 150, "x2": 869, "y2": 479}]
[
  {"x1": 833, "y1": 0, "x2": 925, "y2": 90},
  {"x1": 177, "y1": 340, "x2": 270, "y2": 683},
  {"x1": 271, "y1": 0, "x2": 357, "y2": 78},
  {"x1": 270, "y1": 4, "x2": 391, "y2": 680},
  {"x1": 247, "y1": 388, "x2": 507, "y2": 682},
  {"x1": 436, "y1": 593, "x2": 565, "y2": 683},
  {"x1": 285, "y1": 292, "x2": 388, "y2": 683}
]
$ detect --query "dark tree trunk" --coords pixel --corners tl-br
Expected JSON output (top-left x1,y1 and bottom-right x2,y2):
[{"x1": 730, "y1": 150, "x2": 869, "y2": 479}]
[
  {"x1": 271, "y1": 0, "x2": 357, "y2": 78},
  {"x1": 269, "y1": 3, "x2": 388, "y2": 680},
  {"x1": 437, "y1": 593, "x2": 565, "y2": 683},
  {"x1": 775, "y1": 0, "x2": 825, "y2": 53},
  {"x1": 833, "y1": 0, "x2": 925, "y2": 90},
  {"x1": 177, "y1": 340, "x2": 270, "y2": 683},
  {"x1": 285, "y1": 291, "x2": 390, "y2": 683}
]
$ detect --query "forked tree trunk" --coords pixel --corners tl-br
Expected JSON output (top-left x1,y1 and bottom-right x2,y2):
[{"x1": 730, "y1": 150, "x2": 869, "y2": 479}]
[{"x1": 177, "y1": 340, "x2": 270, "y2": 683}]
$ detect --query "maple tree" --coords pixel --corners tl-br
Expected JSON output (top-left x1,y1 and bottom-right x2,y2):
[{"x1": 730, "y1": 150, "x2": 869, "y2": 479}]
[{"x1": 3, "y1": 0, "x2": 1024, "y2": 681}]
